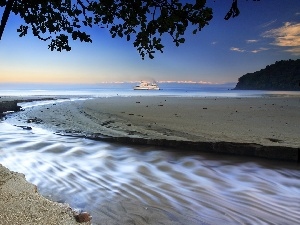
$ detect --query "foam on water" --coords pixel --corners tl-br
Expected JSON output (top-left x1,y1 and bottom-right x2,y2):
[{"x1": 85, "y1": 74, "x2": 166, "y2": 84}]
[{"x1": 1, "y1": 121, "x2": 299, "y2": 225}]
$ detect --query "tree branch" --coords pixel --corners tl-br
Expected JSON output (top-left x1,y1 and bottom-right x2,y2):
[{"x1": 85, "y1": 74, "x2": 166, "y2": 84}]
[{"x1": 0, "y1": 0, "x2": 15, "y2": 40}]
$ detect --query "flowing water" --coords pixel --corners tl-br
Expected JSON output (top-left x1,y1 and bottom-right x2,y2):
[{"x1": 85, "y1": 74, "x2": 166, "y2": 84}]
[{"x1": 1, "y1": 120, "x2": 300, "y2": 225}]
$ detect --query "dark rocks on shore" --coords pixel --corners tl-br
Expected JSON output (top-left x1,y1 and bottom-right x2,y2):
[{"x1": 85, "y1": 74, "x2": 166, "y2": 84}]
[
  {"x1": 0, "y1": 98, "x2": 56, "y2": 119},
  {"x1": 15, "y1": 125, "x2": 32, "y2": 130},
  {"x1": 27, "y1": 118, "x2": 43, "y2": 124},
  {"x1": 0, "y1": 101, "x2": 22, "y2": 117}
]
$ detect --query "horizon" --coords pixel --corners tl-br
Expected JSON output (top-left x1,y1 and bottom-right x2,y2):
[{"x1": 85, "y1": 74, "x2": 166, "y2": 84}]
[
  {"x1": 0, "y1": 80, "x2": 237, "y2": 91},
  {"x1": 1, "y1": 1, "x2": 300, "y2": 84},
  {"x1": 0, "y1": 80, "x2": 236, "y2": 85}
]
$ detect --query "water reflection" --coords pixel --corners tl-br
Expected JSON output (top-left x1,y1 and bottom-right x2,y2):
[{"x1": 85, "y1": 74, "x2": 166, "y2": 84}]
[{"x1": 1, "y1": 122, "x2": 299, "y2": 225}]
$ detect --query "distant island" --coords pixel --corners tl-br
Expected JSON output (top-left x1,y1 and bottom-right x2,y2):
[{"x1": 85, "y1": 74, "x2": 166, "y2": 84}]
[{"x1": 234, "y1": 59, "x2": 300, "y2": 91}]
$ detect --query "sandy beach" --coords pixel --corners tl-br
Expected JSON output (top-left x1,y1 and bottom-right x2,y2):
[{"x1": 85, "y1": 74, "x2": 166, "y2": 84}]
[
  {"x1": 8, "y1": 96, "x2": 299, "y2": 157},
  {"x1": 1, "y1": 95, "x2": 300, "y2": 224},
  {"x1": 8, "y1": 96, "x2": 299, "y2": 147},
  {"x1": 0, "y1": 164, "x2": 91, "y2": 225}
]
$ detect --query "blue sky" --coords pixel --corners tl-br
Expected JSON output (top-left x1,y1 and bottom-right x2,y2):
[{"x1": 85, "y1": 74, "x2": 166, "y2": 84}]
[{"x1": 0, "y1": 0, "x2": 299, "y2": 84}]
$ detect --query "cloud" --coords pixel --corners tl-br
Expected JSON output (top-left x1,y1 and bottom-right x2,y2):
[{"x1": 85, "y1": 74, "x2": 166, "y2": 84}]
[
  {"x1": 263, "y1": 22, "x2": 300, "y2": 55},
  {"x1": 296, "y1": 12, "x2": 300, "y2": 16},
  {"x1": 250, "y1": 47, "x2": 268, "y2": 53},
  {"x1": 230, "y1": 46, "x2": 268, "y2": 54},
  {"x1": 246, "y1": 39, "x2": 259, "y2": 43},
  {"x1": 260, "y1": 19, "x2": 277, "y2": 28},
  {"x1": 285, "y1": 47, "x2": 300, "y2": 56},
  {"x1": 211, "y1": 41, "x2": 217, "y2": 45},
  {"x1": 230, "y1": 47, "x2": 245, "y2": 52}
]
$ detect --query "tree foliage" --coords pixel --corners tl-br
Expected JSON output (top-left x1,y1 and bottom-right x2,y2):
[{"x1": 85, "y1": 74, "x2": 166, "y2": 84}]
[{"x1": 0, "y1": 0, "x2": 255, "y2": 59}]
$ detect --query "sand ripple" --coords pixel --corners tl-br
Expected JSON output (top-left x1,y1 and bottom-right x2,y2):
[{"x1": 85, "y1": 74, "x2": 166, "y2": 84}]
[{"x1": 1, "y1": 122, "x2": 300, "y2": 225}]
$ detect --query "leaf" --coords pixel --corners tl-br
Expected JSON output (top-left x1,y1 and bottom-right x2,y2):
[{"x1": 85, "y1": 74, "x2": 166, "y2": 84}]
[
  {"x1": 118, "y1": 31, "x2": 123, "y2": 38},
  {"x1": 149, "y1": 53, "x2": 154, "y2": 59},
  {"x1": 178, "y1": 38, "x2": 185, "y2": 43}
]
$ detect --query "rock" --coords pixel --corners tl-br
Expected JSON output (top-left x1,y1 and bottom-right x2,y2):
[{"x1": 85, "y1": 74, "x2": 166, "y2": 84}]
[
  {"x1": 74, "y1": 212, "x2": 92, "y2": 223},
  {"x1": 27, "y1": 118, "x2": 43, "y2": 124},
  {"x1": 22, "y1": 126, "x2": 32, "y2": 130},
  {"x1": 0, "y1": 101, "x2": 22, "y2": 115},
  {"x1": 16, "y1": 126, "x2": 32, "y2": 130}
]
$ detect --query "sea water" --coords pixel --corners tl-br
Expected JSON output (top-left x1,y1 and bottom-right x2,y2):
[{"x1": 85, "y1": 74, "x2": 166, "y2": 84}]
[
  {"x1": 1, "y1": 84, "x2": 300, "y2": 224},
  {"x1": 1, "y1": 82, "x2": 300, "y2": 98}
]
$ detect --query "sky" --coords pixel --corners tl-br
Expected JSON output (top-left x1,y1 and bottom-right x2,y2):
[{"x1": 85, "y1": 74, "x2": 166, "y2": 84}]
[{"x1": 0, "y1": 0, "x2": 300, "y2": 85}]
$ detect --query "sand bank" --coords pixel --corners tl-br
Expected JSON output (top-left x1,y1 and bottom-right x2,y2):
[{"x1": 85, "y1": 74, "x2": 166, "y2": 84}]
[
  {"x1": 0, "y1": 164, "x2": 90, "y2": 225},
  {"x1": 8, "y1": 96, "x2": 300, "y2": 161}
]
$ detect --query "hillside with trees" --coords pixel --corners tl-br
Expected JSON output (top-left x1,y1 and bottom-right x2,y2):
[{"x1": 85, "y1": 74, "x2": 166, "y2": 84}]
[{"x1": 234, "y1": 59, "x2": 300, "y2": 91}]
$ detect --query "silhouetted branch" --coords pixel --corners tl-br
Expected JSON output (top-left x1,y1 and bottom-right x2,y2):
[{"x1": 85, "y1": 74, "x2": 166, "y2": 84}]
[
  {"x1": 0, "y1": 0, "x2": 15, "y2": 40},
  {"x1": 0, "y1": 0, "x2": 259, "y2": 58},
  {"x1": 224, "y1": 0, "x2": 240, "y2": 20}
]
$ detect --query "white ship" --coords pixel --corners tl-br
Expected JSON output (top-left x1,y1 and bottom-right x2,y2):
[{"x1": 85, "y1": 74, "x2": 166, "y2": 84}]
[{"x1": 134, "y1": 81, "x2": 160, "y2": 90}]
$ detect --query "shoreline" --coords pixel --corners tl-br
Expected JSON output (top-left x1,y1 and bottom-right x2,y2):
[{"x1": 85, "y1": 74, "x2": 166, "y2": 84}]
[
  {"x1": 67, "y1": 134, "x2": 300, "y2": 162},
  {"x1": 1, "y1": 97, "x2": 92, "y2": 225}
]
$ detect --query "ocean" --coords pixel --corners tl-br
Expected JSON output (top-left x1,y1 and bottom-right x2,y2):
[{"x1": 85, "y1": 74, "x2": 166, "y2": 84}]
[
  {"x1": 1, "y1": 82, "x2": 300, "y2": 98},
  {"x1": 1, "y1": 83, "x2": 300, "y2": 224}
]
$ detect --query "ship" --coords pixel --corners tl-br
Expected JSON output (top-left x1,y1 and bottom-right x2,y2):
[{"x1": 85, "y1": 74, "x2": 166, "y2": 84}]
[{"x1": 134, "y1": 81, "x2": 160, "y2": 90}]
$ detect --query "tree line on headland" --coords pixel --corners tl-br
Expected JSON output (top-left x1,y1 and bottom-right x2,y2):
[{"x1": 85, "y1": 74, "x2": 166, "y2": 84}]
[{"x1": 234, "y1": 59, "x2": 300, "y2": 91}]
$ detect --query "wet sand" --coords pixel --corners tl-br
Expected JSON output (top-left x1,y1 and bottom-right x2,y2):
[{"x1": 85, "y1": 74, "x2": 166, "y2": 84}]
[
  {"x1": 8, "y1": 96, "x2": 299, "y2": 146},
  {"x1": 12, "y1": 96, "x2": 300, "y2": 152}
]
